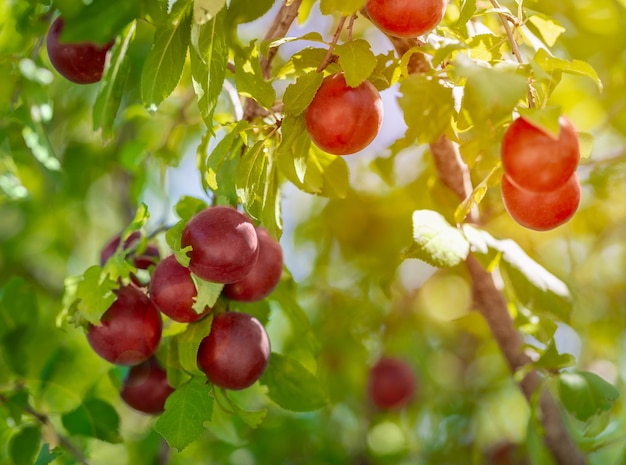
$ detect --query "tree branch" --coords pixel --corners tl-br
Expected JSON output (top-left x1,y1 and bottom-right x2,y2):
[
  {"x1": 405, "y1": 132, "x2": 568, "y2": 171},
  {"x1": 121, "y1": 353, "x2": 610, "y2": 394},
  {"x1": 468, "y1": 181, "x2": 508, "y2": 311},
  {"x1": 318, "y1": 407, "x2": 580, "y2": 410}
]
[
  {"x1": 243, "y1": 0, "x2": 303, "y2": 122},
  {"x1": 382, "y1": 29, "x2": 586, "y2": 465}
]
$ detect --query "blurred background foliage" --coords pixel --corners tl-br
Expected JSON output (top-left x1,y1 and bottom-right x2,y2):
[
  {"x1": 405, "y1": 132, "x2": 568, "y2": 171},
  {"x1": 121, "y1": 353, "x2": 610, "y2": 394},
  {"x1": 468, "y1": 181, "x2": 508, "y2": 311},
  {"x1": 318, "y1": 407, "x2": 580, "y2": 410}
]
[{"x1": 1, "y1": 0, "x2": 626, "y2": 464}]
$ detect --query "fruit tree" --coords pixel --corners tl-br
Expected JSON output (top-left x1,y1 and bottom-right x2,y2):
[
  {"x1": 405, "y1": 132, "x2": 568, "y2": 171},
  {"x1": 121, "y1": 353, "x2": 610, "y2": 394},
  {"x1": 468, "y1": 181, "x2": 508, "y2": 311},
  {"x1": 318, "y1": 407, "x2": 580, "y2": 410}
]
[{"x1": 1, "y1": 1, "x2": 625, "y2": 464}]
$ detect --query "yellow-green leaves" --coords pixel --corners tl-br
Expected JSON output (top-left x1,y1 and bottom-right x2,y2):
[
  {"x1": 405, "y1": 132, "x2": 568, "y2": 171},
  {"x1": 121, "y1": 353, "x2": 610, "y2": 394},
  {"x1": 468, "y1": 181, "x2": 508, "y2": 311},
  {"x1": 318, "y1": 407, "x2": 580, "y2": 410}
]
[{"x1": 404, "y1": 210, "x2": 470, "y2": 268}]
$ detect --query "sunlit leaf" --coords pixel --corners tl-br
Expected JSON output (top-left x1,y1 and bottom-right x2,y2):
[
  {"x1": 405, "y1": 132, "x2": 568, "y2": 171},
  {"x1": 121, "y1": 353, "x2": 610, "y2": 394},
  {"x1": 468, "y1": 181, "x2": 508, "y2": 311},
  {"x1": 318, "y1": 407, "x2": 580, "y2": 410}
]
[
  {"x1": 283, "y1": 72, "x2": 324, "y2": 116},
  {"x1": 319, "y1": 0, "x2": 366, "y2": 16},
  {"x1": 403, "y1": 210, "x2": 470, "y2": 268},
  {"x1": 335, "y1": 39, "x2": 377, "y2": 88},
  {"x1": 533, "y1": 48, "x2": 603, "y2": 91},
  {"x1": 193, "y1": 0, "x2": 226, "y2": 25}
]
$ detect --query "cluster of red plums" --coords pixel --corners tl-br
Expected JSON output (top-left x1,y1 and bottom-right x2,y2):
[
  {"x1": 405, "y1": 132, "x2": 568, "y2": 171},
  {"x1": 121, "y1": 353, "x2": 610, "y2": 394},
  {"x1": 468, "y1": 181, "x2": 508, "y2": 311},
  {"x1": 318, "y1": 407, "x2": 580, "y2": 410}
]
[
  {"x1": 500, "y1": 116, "x2": 581, "y2": 231},
  {"x1": 89, "y1": 206, "x2": 282, "y2": 414}
]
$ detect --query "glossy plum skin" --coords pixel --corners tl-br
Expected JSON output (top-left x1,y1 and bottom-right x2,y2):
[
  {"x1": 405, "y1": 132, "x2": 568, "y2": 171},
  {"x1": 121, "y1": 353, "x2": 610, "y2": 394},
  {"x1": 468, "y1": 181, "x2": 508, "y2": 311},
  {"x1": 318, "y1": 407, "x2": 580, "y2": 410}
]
[
  {"x1": 149, "y1": 255, "x2": 211, "y2": 323},
  {"x1": 100, "y1": 231, "x2": 160, "y2": 286},
  {"x1": 120, "y1": 357, "x2": 174, "y2": 414},
  {"x1": 366, "y1": 0, "x2": 447, "y2": 38},
  {"x1": 222, "y1": 228, "x2": 283, "y2": 302},
  {"x1": 501, "y1": 116, "x2": 580, "y2": 193},
  {"x1": 181, "y1": 207, "x2": 259, "y2": 284},
  {"x1": 501, "y1": 173, "x2": 580, "y2": 231},
  {"x1": 367, "y1": 357, "x2": 416, "y2": 410},
  {"x1": 304, "y1": 73, "x2": 383, "y2": 155},
  {"x1": 46, "y1": 17, "x2": 114, "y2": 84},
  {"x1": 87, "y1": 286, "x2": 162, "y2": 366},
  {"x1": 197, "y1": 312, "x2": 270, "y2": 390}
]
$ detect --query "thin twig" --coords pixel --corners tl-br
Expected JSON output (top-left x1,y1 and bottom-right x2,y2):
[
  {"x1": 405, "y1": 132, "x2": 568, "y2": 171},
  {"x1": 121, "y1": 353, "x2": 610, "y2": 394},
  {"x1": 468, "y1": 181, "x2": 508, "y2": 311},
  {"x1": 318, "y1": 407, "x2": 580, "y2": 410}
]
[
  {"x1": 316, "y1": 16, "x2": 347, "y2": 73},
  {"x1": 488, "y1": 0, "x2": 536, "y2": 108}
]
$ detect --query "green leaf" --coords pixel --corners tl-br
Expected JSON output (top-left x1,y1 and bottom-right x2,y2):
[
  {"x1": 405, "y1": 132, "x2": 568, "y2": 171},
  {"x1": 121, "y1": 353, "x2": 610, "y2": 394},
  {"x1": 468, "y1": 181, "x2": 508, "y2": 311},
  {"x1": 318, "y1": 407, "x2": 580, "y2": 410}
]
[
  {"x1": 22, "y1": 125, "x2": 60, "y2": 172},
  {"x1": 226, "y1": 0, "x2": 275, "y2": 25},
  {"x1": 517, "y1": 106, "x2": 563, "y2": 138},
  {"x1": 9, "y1": 425, "x2": 41, "y2": 465},
  {"x1": 190, "y1": 8, "x2": 229, "y2": 126},
  {"x1": 174, "y1": 314, "x2": 213, "y2": 374},
  {"x1": 460, "y1": 62, "x2": 529, "y2": 128},
  {"x1": 62, "y1": 398, "x2": 122, "y2": 443},
  {"x1": 213, "y1": 388, "x2": 267, "y2": 428},
  {"x1": 527, "y1": 14, "x2": 566, "y2": 47},
  {"x1": 399, "y1": 74, "x2": 455, "y2": 144},
  {"x1": 534, "y1": 339, "x2": 576, "y2": 372},
  {"x1": 166, "y1": 220, "x2": 192, "y2": 267},
  {"x1": 558, "y1": 371, "x2": 619, "y2": 422},
  {"x1": 466, "y1": 228, "x2": 573, "y2": 321},
  {"x1": 278, "y1": 133, "x2": 349, "y2": 200},
  {"x1": 33, "y1": 444, "x2": 64, "y2": 465},
  {"x1": 193, "y1": 0, "x2": 226, "y2": 25},
  {"x1": 532, "y1": 48, "x2": 603, "y2": 91},
  {"x1": 403, "y1": 210, "x2": 470, "y2": 268},
  {"x1": 235, "y1": 42, "x2": 276, "y2": 109},
  {"x1": 260, "y1": 353, "x2": 327, "y2": 412},
  {"x1": 319, "y1": 0, "x2": 366, "y2": 16},
  {"x1": 283, "y1": 72, "x2": 324, "y2": 116},
  {"x1": 175, "y1": 195, "x2": 208, "y2": 221},
  {"x1": 335, "y1": 40, "x2": 377, "y2": 87},
  {"x1": 93, "y1": 22, "x2": 135, "y2": 141},
  {"x1": 74, "y1": 266, "x2": 118, "y2": 325},
  {"x1": 236, "y1": 139, "x2": 282, "y2": 236},
  {"x1": 141, "y1": 0, "x2": 192, "y2": 110},
  {"x1": 199, "y1": 122, "x2": 246, "y2": 197},
  {"x1": 58, "y1": 0, "x2": 141, "y2": 45},
  {"x1": 155, "y1": 376, "x2": 214, "y2": 451},
  {"x1": 455, "y1": 163, "x2": 502, "y2": 223},
  {"x1": 190, "y1": 274, "x2": 223, "y2": 314}
]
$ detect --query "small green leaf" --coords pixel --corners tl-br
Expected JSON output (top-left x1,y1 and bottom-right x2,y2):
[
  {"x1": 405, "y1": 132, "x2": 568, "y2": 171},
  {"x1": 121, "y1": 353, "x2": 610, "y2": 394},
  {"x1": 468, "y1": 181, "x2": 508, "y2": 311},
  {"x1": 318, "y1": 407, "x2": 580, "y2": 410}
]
[
  {"x1": 399, "y1": 75, "x2": 455, "y2": 144},
  {"x1": 226, "y1": 0, "x2": 275, "y2": 25},
  {"x1": 142, "y1": 1, "x2": 192, "y2": 110},
  {"x1": 166, "y1": 220, "x2": 192, "y2": 267},
  {"x1": 62, "y1": 398, "x2": 122, "y2": 443},
  {"x1": 175, "y1": 195, "x2": 208, "y2": 221},
  {"x1": 213, "y1": 388, "x2": 267, "y2": 428},
  {"x1": 2, "y1": 387, "x2": 30, "y2": 425},
  {"x1": 155, "y1": 376, "x2": 214, "y2": 451},
  {"x1": 527, "y1": 14, "x2": 566, "y2": 47},
  {"x1": 283, "y1": 72, "x2": 324, "y2": 116},
  {"x1": 174, "y1": 314, "x2": 213, "y2": 374},
  {"x1": 335, "y1": 39, "x2": 377, "y2": 87},
  {"x1": 403, "y1": 210, "x2": 470, "y2": 268},
  {"x1": 534, "y1": 339, "x2": 576, "y2": 372},
  {"x1": 190, "y1": 274, "x2": 223, "y2": 314},
  {"x1": 93, "y1": 22, "x2": 135, "y2": 141},
  {"x1": 73, "y1": 266, "x2": 118, "y2": 325},
  {"x1": 260, "y1": 353, "x2": 327, "y2": 412},
  {"x1": 33, "y1": 444, "x2": 63, "y2": 465},
  {"x1": 9, "y1": 425, "x2": 41, "y2": 465},
  {"x1": 517, "y1": 106, "x2": 563, "y2": 139},
  {"x1": 193, "y1": 0, "x2": 226, "y2": 25},
  {"x1": 455, "y1": 163, "x2": 502, "y2": 223},
  {"x1": 558, "y1": 371, "x2": 619, "y2": 422}
]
